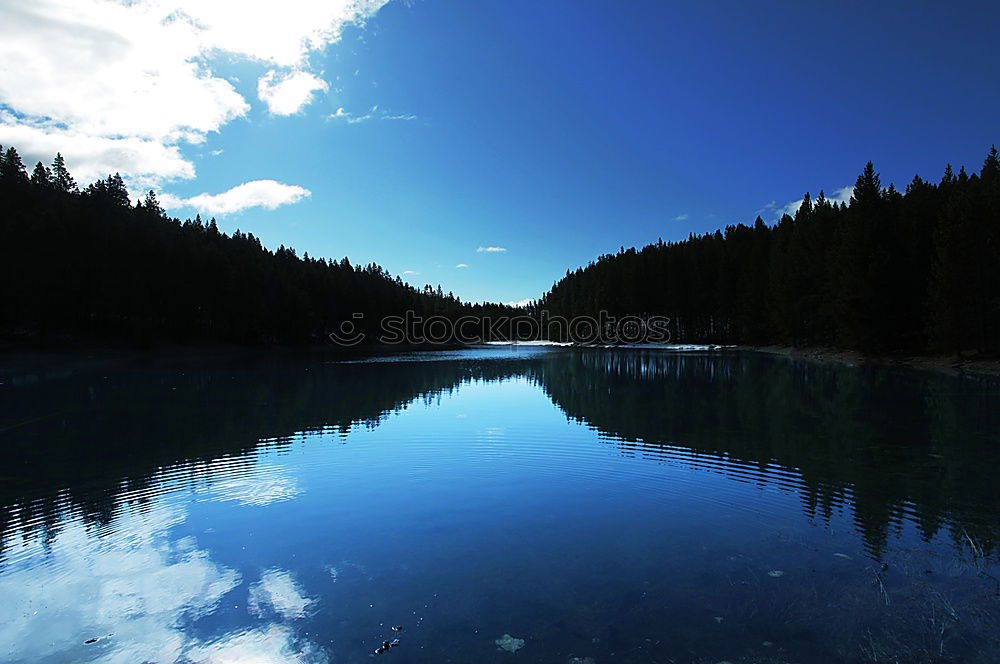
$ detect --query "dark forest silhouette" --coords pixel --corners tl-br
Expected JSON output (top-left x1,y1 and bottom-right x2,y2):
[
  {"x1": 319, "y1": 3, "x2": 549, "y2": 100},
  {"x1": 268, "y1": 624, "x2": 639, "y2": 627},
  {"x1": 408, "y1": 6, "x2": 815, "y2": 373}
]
[
  {"x1": 0, "y1": 145, "x2": 515, "y2": 346},
  {"x1": 536, "y1": 149, "x2": 1000, "y2": 354},
  {"x1": 2, "y1": 144, "x2": 999, "y2": 353}
]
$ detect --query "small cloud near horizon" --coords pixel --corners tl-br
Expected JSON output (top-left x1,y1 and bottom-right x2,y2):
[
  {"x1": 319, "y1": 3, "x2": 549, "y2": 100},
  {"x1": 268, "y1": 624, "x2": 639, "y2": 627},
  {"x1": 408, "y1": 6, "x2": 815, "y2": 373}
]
[
  {"x1": 328, "y1": 105, "x2": 417, "y2": 124},
  {"x1": 673, "y1": 213, "x2": 689, "y2": 221},
  {"x1": 477, "y1": 246, "x2": 507, "y2": 253},
  {"x1": 779, "y1": 185, "x2": 853, "y2": 218},
  {"x1": 402, "y1": 270, "x2": 420, "y2": 275},
  {"x1": 455, "y1": 263, "x2": 469, "y2": 268},
  {"x1": 505, "y1": 298, "x2": 533, "y2": 307},
  {"x1": 161, "y1": 180, "x2": 311, "y2": 216},
  {"x1": 755, "y1": 201, "x2": 779, "y2": 217}
]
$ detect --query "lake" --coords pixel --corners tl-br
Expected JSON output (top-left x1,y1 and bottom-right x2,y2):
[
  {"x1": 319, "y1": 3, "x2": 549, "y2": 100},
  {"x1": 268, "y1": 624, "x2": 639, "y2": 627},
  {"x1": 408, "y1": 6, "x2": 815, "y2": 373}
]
[{"x1": 1, "y1": 346, "x2": 998, "y2": 663}]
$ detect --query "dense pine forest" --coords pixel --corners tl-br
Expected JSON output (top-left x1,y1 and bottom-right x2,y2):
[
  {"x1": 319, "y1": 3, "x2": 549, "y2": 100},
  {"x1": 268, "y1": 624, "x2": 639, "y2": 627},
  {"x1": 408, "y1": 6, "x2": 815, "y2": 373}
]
[
  {"x1": 0, "y1": 145, "x2": 514, "y2": 346},
  {"x1": 2, "y1": 144, "x2": 998, "y2": 353},
  {"x1": 537, "y1": 148, "x2": 1000, "y2": 354}
]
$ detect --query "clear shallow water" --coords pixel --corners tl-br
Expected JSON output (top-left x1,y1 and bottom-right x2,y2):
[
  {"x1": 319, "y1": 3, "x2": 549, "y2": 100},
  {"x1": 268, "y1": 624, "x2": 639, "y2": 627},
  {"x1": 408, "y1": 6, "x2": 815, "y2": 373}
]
[{"x1": 1, "y1": 347, "x2": 998, "y2": 664}]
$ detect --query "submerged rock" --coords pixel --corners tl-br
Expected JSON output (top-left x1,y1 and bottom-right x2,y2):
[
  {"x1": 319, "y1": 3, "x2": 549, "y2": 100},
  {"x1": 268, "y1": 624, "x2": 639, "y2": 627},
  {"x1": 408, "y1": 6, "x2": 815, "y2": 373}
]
[
  {"x1": 767, "y1": 569, "x2": 785, "y2": 577},
  {"x1": 495, "y1": 634, "x2": 525, "y2": 653},
  {"x1": 568, "y1": 656, "x2": 595, "y2": 664}
]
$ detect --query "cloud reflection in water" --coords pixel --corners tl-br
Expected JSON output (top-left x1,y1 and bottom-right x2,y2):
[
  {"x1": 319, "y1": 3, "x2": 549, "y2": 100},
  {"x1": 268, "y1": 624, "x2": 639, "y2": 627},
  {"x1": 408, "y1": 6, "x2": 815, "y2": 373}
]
[
  {"x1": 249, "y1": 569, "x2": 316, "y2": 620},
  {"x1": 0, "y1": 494, "x2": 324, "y2": 664}
]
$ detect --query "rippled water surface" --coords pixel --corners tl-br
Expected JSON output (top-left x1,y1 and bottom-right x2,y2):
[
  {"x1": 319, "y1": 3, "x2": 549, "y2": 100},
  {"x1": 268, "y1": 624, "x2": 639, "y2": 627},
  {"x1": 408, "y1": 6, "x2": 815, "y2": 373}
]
[{"x1": 1, "y1": 347, "x2": 998, "y2": 663}]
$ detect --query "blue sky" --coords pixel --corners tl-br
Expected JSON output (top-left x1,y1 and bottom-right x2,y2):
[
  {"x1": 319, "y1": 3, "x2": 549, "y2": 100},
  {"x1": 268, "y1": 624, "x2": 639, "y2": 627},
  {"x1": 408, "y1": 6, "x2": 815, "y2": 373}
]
[{"x1": 2, "y1": 1, "x2": 999, "y2": 304}]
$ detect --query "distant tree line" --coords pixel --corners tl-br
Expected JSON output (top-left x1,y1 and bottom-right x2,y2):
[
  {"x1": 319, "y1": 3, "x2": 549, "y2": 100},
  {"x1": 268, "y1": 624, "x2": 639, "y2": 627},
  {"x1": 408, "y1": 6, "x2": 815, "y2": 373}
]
[
  {"x1": 534, "y1": 148, "x2": 1000, "y2": 354},
  {"x1": 4, "y1": 144, "x2": 998, "y2": 353},
  {"x1": 0, "y1": 145, "x2": 516, "y2": 346}
]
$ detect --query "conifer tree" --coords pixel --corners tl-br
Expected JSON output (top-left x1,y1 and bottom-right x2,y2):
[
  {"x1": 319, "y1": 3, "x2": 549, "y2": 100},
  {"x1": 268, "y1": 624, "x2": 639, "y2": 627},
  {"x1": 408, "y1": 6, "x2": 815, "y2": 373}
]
[
  {"x1": 979, "y1": 145, "x2": 1000, "y2": 352},
  {"x1": 0, "y1": 147, "x2": 28, "y2": 183},
  {"x1": 51, "y1": 153, "x2": 77, "y2": 193},
  {"x1": 850, "y1": 161, "x2": 882, "y2": 209},
  {"x1": 941, "y1": 164, "x2": 954, "y2": 186},
  {"x1": 30, "y1": 162, "x2": 52, "y2": 188},
  {"x1": 142, "y1": 189, "x2": 163, "y2": 216},
  {"x1": 106, "y1": 173, "x2": 130, "y2": 207}
]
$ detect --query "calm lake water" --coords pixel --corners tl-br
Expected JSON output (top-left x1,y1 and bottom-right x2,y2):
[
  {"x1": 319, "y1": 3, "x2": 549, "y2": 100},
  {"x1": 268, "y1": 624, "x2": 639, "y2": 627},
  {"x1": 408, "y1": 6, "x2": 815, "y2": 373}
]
[{"x1": 1, "y1": 347, "x2": 998, "y2": 663}]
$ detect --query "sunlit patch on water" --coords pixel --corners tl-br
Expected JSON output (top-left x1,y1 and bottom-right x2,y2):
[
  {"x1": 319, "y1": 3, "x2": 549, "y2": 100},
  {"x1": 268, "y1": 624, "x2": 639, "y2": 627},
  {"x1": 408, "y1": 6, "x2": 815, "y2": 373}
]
[
  {"x1": 185, "y1": 625, "x2": 328, "y2": 664},
  {"x1": 202, "y1": 461, "x2": 302, "y2": 506}
]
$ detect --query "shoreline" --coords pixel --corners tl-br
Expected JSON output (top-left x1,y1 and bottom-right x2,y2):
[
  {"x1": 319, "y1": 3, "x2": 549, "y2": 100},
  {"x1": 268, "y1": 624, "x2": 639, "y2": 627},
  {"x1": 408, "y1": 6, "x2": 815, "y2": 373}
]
[
  {"x1": 739, "y1": 344, "x2": 1000, "y2": 378},
  {"x1": 0, "y1": 340, "x2": 468, "y2": 380},
  {"x1": 3, "y1": 339, "x2": 999, "y2": 379}
]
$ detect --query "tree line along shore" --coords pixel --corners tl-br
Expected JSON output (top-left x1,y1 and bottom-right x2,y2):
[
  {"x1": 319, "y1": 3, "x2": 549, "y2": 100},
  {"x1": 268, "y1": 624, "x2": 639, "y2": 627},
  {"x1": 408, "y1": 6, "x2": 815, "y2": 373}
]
[{"x1": 2, "y1": 144, "x2": 998, "y2": 357}]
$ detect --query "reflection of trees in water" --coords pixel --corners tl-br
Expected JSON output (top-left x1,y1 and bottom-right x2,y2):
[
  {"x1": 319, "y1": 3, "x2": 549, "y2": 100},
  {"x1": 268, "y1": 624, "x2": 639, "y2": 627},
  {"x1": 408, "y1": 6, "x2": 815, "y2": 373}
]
[
  {"x1": 528, "y1": 350, "x2": 1000, "y2": 557},
  {"x1": 0, "y1": 356, "x2": 526, "y2": 562},
  {"x1": 2, "y1": 350, "x2": 998, "y2": 562}
]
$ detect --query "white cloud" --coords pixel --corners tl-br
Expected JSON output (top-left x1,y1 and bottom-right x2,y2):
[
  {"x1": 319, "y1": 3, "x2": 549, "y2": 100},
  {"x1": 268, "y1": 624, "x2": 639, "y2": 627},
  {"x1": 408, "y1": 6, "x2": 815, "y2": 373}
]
[
  {"x1": 163, "y1": 180, "x2": 311, "y2": 216},
  {"x1": 0, "y1": 0, "x2": 390, "y2": 190},
  {"x1": 780, "y1": 185, "x2": 852, "y2": 218},
  {"x1": 755, "y1": 200, "x2": 779, "y2": 217},
  {"x1": 829, "y1": 186, "x2": 853, "y2": 203},
  {"x1": 455, "y1": 263, "x2": 469, "y2": 268},
  {"x1": 327, "y1": 105, "x2": 417, "y2": 124},
  {"x1": 0, "y1": 114, "x2": 194, "y2": 190},
  {"x1": 673, "y1": 213, "x2": 689, "y2": 221},
  {"x1": 383, "y1": 112, "x2": 418, "y2": 121},
  {"x1": 477, "y1": 246, "x2": 507, "y2": 253},
  {"x1": 170, "y1": 0, "x2": 390, "y2": 69},
  {"x1": 209, "y1": 149, "x2": 224, "y2": 156},
  {"x1": 505, "y1": 298, "x2": 533, "y2": 307},
  {"x1": 258, "y1": 70, "x2": 329, "y2": 116},
  {"x1": 402, "y1": 270, "x2": 420, "y2": 275},
  {"x1": 0, "y1": 1, "x2": 248, "y2": 144}
]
